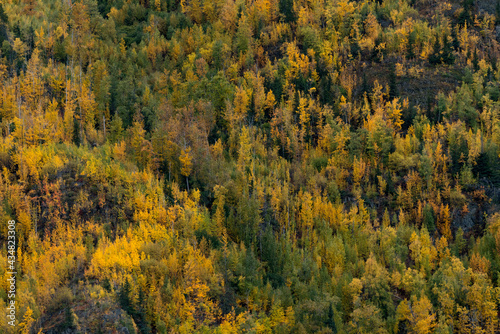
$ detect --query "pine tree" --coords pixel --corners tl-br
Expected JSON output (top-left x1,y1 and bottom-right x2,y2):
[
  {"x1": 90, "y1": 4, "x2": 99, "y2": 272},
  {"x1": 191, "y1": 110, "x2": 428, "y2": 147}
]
[
  {"x1": 62, "y1": 306, "x2": 76, "y2": 331},
  {"x1": 497, "y1": 0, "x2": 500, "y2": 23},
  {"x1": 441, "y1": 33, "x2": 455, "y2": 65},
  {"x1": 135, "y1": 288, "x2": 152, "y2": 334},
  {"x1": 326, "y1": 303, "x2": 337, "y2": 333},
  {"x1": 389, "y1": 64, "x2": 398, "y2": 100},
  {"x1": 0, "y1": 4, "x2": 7, "y2": 23},
  {"x1": 407, "y1": 31, "x2": 416, "y2": 60},
  {"x1": 472, "y1": 48, "x2": 479, "y2": 72},
  {"x1": 279, "y1": 0, "x2": 295, "y2": 23},
  {"x1": 119, "y1": 279, "x2": 133, "y2": 314},
  {"x1": 451, "y1": 27, "x2": 460, "y2": 51},
  {"x1": 459, "y1": 0, "x2": 474, "y2": 26},
  {"x1": 429, "y1": 36, "x2": 442, "y2": 65},
  {"x1": 361, "y1": 72, "x2": 370, "y2": 96}
]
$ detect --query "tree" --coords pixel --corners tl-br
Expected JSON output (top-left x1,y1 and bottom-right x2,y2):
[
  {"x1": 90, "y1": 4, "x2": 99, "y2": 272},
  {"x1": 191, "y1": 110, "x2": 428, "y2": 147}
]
[
  {"x1": 428, "y1": 33, "x2": 455, "y2": 66},
  {"x1": 349, "y1": 304, "x2": 388, "y2": 334},
  {"x1": 423, "y1": 204, "x2": 435, "y2": 233},
  {"x1": 0, "y1": 4, "x2": 7, "y2": 24},
  {"x1": 397, "y1": 296, "x2": 436, "y2": 334},
  {"x1": 18, "y1": 306, "x2": 35, "y2": 334},
  {"x1": 407, "y1": 31, "x2": 416, "y2": 59},
  {"x1": 73, "y1": 115, "x2": 81, "y2": 146},
  {"x1": 497, "y1": 0, "x2": 500, "y2": 23},
  {"x1": 472, "y1": 48, "x2": 479, "y2": 72},
  {"x1": 109, "y1": 114, "x2": 123, "y2": 143},
  {"x1": 0, "y1": 4, "x2": 8, "y2": 47},
  {"x1": 236, "y1": 14, "x2": 252, "y2": 55},
  {"x1": 437, "y1": 204, "x2": 451, "y2": 239},
  {"x1": 326, "y1": 303, "x2": 337, "y2": 333},
  {"x1": 129, "y1": 119, "x2": 152, "y2": 169},
  {"x1": 429, "y1": 35, "x2": 442, "y2": 65},
  {"x1": 441, "y1": 33, "x2": 455, "y2": 65},
  {"x1": 180, "y1": 146, "x2": 193, "y2": 191},
  {"x1": 279, "y1": 0, "x2": 295, "y2": 23},
  {"x1": 459, "y1": 0, "x2": 474, "y2": 26}
]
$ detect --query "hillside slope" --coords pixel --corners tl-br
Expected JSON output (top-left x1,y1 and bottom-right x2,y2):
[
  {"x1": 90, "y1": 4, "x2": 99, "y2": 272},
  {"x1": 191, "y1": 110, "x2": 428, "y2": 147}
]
[{"x1": 1, "y1": 0, "x2": 500, "y2": 332}]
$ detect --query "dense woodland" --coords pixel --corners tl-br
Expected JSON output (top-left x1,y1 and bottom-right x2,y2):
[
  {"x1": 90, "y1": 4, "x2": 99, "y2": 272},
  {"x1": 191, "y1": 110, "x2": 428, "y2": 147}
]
[{"x1": 0, "y1": 0, "x2": 500, "y2": 332}]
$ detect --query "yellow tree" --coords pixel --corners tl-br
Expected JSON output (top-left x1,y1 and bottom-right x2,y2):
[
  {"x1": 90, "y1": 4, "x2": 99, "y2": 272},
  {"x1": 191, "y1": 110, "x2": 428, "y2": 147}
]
[
  {"x1": 129, "y1": 120, "x2": 152, "y2": 169},
  {"x1": 181, "y1": 0, "x2": 203, "y2": 24},
  {"x1": 299, "y1": 190, "x2": 314, "y2": 244},
  {"x1": 214, "y1": 185, "x2": 229, "y2": 269},
  {"x1": 384, "y1": 98, "x2": 404, "y2": 133},
  {"x1": 398, "y1": 296, "x2": 436, "y2": 334},
  {"x1": 297, "y1": 94, "x2": 309, "y2": 149},
  {"x1": 437, "y1": 204, "x2": 451, "y2": 239},
  {"x1": 18, "y1": 306, "x2": 34, "y2": 334},
  {"x1": 180, "y1": 147, "x2": 193, "y2": 191},
  {"x1": 214, "y1": 185, "x2": 227, "y2": 237},
  {"x1": 63, "y1": 78, "x2": 77, "y2": 143},
  {"x1": 220, "y1": 0, "x2": 238, "y2": 31},
  {"x1": 237, "y1": 126, "x2": 252, "y2": 175}
]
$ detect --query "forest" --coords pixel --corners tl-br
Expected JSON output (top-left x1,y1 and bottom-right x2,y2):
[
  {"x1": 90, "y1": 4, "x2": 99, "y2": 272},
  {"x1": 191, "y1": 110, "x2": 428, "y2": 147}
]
[{"x1": 0, "y1": 0, "x2": 500, "y2": 332}]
